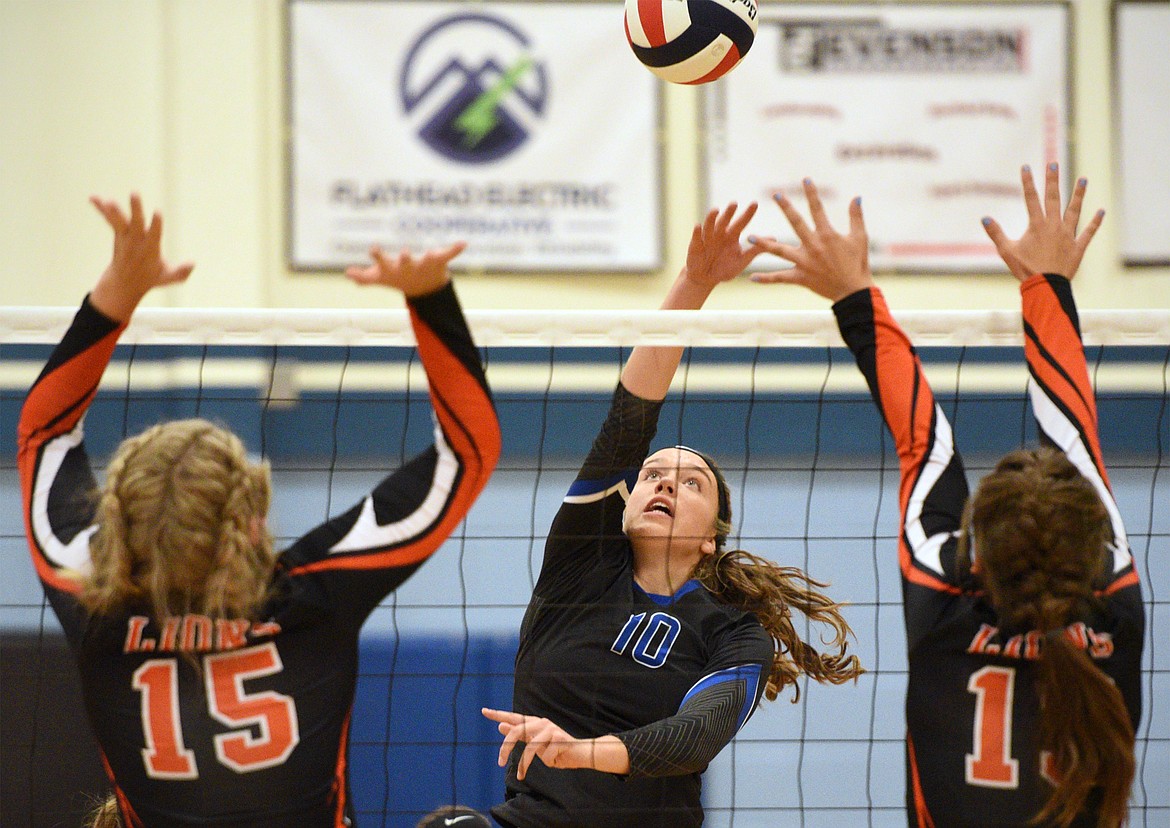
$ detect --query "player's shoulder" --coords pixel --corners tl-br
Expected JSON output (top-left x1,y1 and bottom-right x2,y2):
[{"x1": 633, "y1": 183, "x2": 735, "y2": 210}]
[{"x1": 678, "y1": 585, "x2": 768, "y2": 639}]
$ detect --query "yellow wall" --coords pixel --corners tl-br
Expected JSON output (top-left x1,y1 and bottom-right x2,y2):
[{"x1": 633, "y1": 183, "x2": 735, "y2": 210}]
[{"x1": 2, "y1": 0, "x2": 1167, "y2": 313}]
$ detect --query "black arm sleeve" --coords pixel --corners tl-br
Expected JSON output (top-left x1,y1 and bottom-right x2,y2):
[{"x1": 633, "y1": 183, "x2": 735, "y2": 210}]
[
  {"x1": 614, "y1": 672, "x2": 754, "y2": 779},
  {"x1": 578, "y1": 382, "x2": 664, "y2": 481}
]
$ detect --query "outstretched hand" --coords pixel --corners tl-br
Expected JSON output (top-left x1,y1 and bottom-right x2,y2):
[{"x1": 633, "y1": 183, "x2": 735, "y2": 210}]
[
  {"x1": 89, "y1": 194, "x2": 195, "y2": 322},
  {"x1": 681, "y1": 202, "x2": 768, "y2": 292},
  {"x1": 748, "y1": 180, "x2": 873, "y2": 303},
  {"x1": 981, "y1": 163, "x2": 1103, "y2": 282},
  {"x1": 345, "y1": 242, "x2": 466, "y2": 298},
  {"x1": 481, "y1": 707, "x2": 629, "y2": 779}
]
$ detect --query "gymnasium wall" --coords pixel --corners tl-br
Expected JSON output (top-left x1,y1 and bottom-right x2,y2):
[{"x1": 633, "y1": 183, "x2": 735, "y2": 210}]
[{"x1": 1, "y1": 0, "x2": 1168, "y2": 314}]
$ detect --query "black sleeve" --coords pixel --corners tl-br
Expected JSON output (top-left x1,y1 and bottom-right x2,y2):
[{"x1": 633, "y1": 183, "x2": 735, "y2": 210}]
[
  {"x1": 532, "y1": 383, "x2": 662, "y2": 595},
  {"x1": 614, "y1": 621, "x2": 771, "y2": 778},
  {"x1": 279, "y1": 282, "x2": 500, "y2": 621}
]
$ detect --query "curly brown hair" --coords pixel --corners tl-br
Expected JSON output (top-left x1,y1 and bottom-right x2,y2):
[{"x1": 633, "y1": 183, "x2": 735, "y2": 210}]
[
  {"x1": 82, "y1": 419, "x2": 275, "y2": 624},
  {"x1": 683, "y1": 451, "x2": 863, "y2": 702},
  {"x1": 961, "y1": 447, "x2": 1134, "y2": 828}
]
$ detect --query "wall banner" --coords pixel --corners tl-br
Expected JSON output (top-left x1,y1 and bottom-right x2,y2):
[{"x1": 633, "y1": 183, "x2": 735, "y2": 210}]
[
  {"x1": 288, "y1": 0, "x2": 662, "y2": 272},
  {"x1": 703, "y1": 2, "x2": 1070, "y2": 272},
  {"x1": 1114, "y1": 0, "x2": 1170, "y2": 266}
]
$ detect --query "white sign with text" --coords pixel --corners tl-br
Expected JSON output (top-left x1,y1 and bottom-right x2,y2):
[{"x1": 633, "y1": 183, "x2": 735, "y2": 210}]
[
  {"x1": 704, "y1": 2, "x2": 1069, "y2": 272},
  {"x1": 289, "y1": 1, "x2": 662, "y2": 271}
]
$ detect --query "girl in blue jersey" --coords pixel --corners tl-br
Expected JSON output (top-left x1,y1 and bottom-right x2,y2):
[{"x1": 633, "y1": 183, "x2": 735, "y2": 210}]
[
  {"x1": 752, "y1": 168, "x2": 1141, "y2": 827},
  {"x1": 482, "y1": 202, "x2": 864, "y2": 828}
]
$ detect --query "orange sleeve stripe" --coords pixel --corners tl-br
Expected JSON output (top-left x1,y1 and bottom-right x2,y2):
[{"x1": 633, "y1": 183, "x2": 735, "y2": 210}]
[
  {"x1": 868, "y1": 291, "x2": 958, "y2": 591},
  {"x1": 100, "y1": 750, "x2": 145, "y2": 828},
  {"x1": 333, "y1": 709, "x2": 351, "y2": 827},
  {"x1": 1022, "y1": 279, "x2": 1110, "y2": 485},
  {"x1": 411, "y1": 309, "x2": 501, "y2": 474},
  {"x1": 288, "y1": 313, "x2": 498, "y2": 577},
  {"x1": 900, "y1": 540, "x2": 964, "y2": 594},
  {"x1": 1101, "y1": 569, "x2": 1140, "y2": 596},
  {"x1": 871, "y1": 290, "x2": 935, "y2": 469},
  {"x1": 907, "y1": 734, "x2": 936, "y2": 827},
  {"x1": 19, "y1": 324, "x2": 123, "y2": 595}
]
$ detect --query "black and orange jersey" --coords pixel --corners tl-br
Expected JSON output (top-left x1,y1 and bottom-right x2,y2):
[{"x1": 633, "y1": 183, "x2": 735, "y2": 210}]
[
  {"x1": 18, "y1": 285, "x2": 500, "y2": 828},
  {"x1": 494, "y1": 384, "x2": 773, "y2": 828},
  {"x1": 835, "y1": 276, "x2": 1144, "y2": 827}
]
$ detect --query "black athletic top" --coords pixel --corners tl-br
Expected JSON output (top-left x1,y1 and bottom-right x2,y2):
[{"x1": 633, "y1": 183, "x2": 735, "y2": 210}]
[
  {"x1": 493, "y1": 384, "x2": 773, "y2": 828},
  {"x1": 835, "y1": 275, "x2": 1143, "y2": 827},
  {"x1": 18, "y1": 285, "x2": 500, "y2": 828}
]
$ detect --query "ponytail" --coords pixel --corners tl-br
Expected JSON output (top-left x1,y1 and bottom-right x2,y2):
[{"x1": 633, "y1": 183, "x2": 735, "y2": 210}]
[{"x1": 1033, "y1": 630, "x2": 1135, "y2": 828}]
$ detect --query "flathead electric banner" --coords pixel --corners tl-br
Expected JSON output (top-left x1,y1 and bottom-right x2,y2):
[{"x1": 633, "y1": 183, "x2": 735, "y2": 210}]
[
  {"x1": 704, "y1": 2, "x2": 1069, "y2": 272},
  {"x1": 289, "y1": 0, "x2": 662, "y2": 271}
]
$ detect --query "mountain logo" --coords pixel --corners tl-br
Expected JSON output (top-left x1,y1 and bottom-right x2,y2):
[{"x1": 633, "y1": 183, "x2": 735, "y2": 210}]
[{"x1": 400, "y1": 13, "x2": 548, "y2": 163}]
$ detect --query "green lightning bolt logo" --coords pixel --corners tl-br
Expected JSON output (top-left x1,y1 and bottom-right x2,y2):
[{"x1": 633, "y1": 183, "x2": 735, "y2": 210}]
[{"x1": 454, "y1": 55, "x2": 534, "y2": 148}]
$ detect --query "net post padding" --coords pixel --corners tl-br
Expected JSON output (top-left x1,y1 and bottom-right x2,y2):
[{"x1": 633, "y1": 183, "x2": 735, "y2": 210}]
[{"x1": 4, "y1": 306, "x2": 1170, "y2": 347}]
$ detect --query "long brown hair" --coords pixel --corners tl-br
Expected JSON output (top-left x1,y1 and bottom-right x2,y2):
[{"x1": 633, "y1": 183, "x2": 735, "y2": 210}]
[
  {"x1": 82, "y1": 419, "x2": 275, "y2": 623},
  {"x1": 684, "y1": 449, "x2": 863, "y2": 702},
  {"x1": 693, "y1": 548, "x2": 863, "y2": 701},
  {"x1": 962, "y1": 447, "x2": 1134, "y2": 828}
]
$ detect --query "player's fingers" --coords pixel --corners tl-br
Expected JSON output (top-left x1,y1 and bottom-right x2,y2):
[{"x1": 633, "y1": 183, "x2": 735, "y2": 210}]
[
  {"x1": 980, "y1": 216, "x2": 1008, "y2": 251},
  {"x1": 773, "y1": 193, "x2": 813, "y2": 244},
  {"x1": 803, "y1": 179, "x2": 831, "y2": 232},
  {"x1": 146, "y1": 211, "x2": 164, "y2": 252},
  {"x1": 748, "y1": 236, "x2": 802, "y2": 264},
  {"x1": 481, "y1": 708, "x2": 524, "y2": 725},
  {"x1": 1020, "y1": 166, "x2": 1042, "y2": 222},
  {"x1": 848, "y1": 196, "x2": 866, "y2": 239},
  {"x1": 90, "y1": 196, "x2": 129, "y2": 234},
  {"x1": 1063, "y1": 176, "x2": 1087, "y2": 232},
  {"x1": 518, "y1": 735, "x2": 546, "y2": 780},
  {"x1": 750, "y1": 266, "x2": 808, "y2": 285},
  {"x1": 712, "y1": 202, "x2": 738, "y2": 236},
  {"x1": 1043, "y1": 162, "x2": 1061, "y2": 221},
  {"x1": 727, "y1": 201, "x2": 758, "y2": 237},
  {"x1": 700, "y1": 207, "x2": 719, "y2": 240},
  {"x1": 1075, "y1": 208, "x2": 1105, "y2": 255},
  {"x1": 344, "y1": 266, "x2": 377, "y2": 285},
  {"x1": 368, "y1": 246, "x2": 394, "y2": 275},
  {"x1": 160, "y1": 261, "x2": 195, "y2": 285},
  {"x1": 128, "y1": 193, "x2": 146, "y2": 235},
  {"x1": 427, "y1": 240, "x2": 467, "y2": 267}
]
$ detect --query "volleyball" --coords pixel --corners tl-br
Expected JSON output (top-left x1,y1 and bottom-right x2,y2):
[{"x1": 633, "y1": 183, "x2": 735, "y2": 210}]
[{"x1": 624, "y1": 0, "x2": 758, "y2": 85}]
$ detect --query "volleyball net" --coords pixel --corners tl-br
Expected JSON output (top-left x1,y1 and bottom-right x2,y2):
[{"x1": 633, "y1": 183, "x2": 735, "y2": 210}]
[{"x1": 1, "y1": 306, "x2": 1166, "y2": 827}]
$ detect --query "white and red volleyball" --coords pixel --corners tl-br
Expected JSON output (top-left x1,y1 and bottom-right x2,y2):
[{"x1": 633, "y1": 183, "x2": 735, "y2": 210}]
[{"x1": 624, "y1": 0, "x2": 758, "y2": 85}]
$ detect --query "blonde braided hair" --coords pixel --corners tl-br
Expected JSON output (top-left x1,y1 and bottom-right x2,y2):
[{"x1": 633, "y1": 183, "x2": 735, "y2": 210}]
[{"x1": 82, "y1": 419, "x2": 275, "y2": 623}]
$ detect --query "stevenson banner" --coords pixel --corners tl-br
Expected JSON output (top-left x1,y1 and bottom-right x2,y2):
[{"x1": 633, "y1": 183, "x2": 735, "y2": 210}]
[
  {"x1": 289, "y1": 0, "x2": 662, "y2": 272},
  {"x1": 704, "y1": 2, "x2": 1069, "y2": 272}
]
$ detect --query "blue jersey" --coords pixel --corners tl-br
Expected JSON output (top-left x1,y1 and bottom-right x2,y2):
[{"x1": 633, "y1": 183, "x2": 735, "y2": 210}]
[{"x1": 495, "y1": 385, "x2": 772, "y2": 828}]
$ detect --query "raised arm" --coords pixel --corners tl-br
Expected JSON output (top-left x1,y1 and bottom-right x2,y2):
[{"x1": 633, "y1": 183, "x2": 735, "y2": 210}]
[
  {"x1": 983, "y1": 164, "x2": 1132, "y2": 586},
  {"x1": 542, "y1": 204, "x2": 766, "y2": 580},
  {"x1": 752, "y1": 181, "x2": 971, "y2": 603},
  {"x1": 18, "y1": 194, "x2": 193, "y2": 597},
  {"x1": 621, "y1": 202, "x2": 765, "y2": 399},
  {"x1": 278, "y1": 243, "x2": 500, "y2": 610}
]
